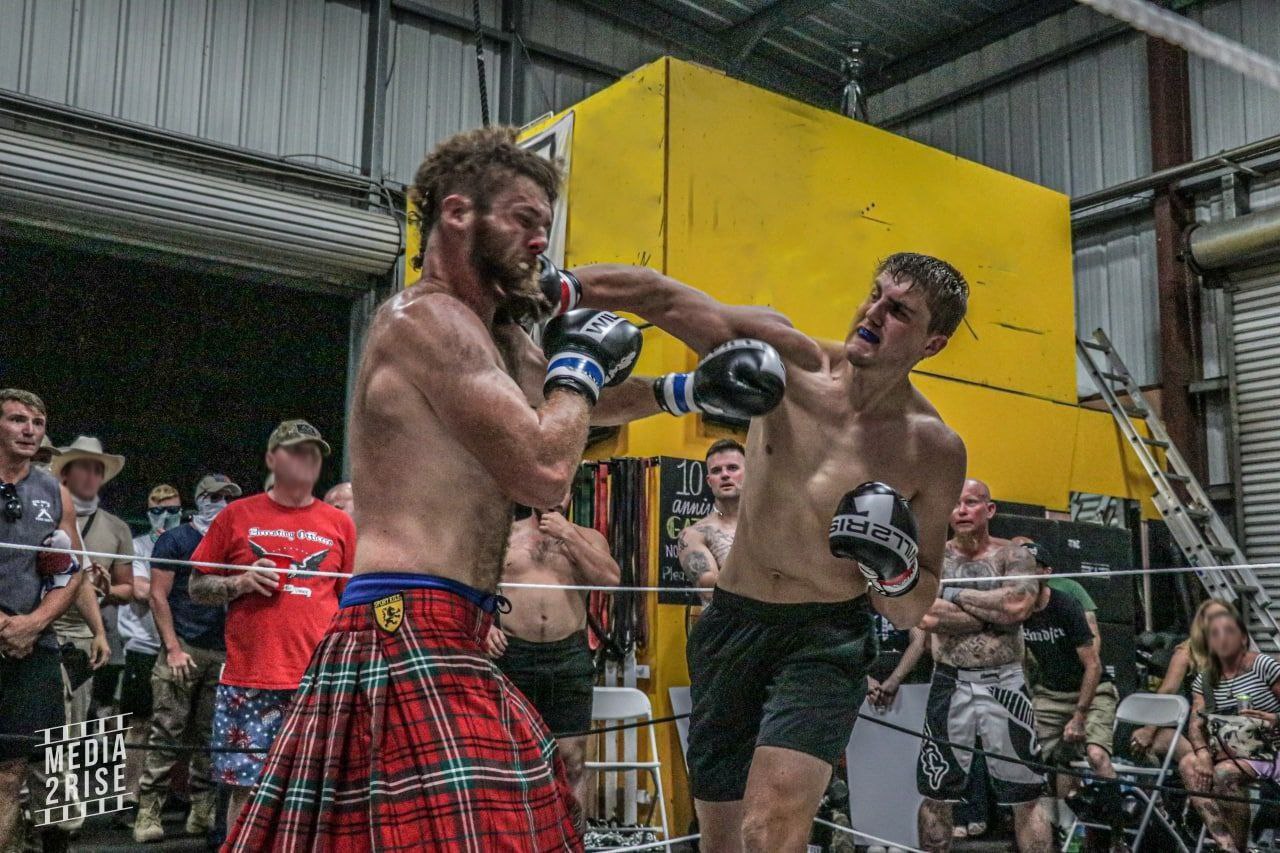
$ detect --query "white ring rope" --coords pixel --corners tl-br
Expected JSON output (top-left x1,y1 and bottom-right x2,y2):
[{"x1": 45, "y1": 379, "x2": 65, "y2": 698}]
[
  {"x1": 597, "y1": 832, "x2": 699, "y2": 852},
  {"x1": 814, "y1": 817, "x2": 928, "y2": 853},
  {"x1": 597, "y1": 821, "x2": 928, "y2": 852},
  {"x1": 1076, "y1": 0, "x2": 1280, "y2": 91},
  {"x1": 2, "y1": 539, "x2": 1275, "y2": 595},
  {"x1": 6, "y1": 535, "x2": 1210, "y2": 851}
]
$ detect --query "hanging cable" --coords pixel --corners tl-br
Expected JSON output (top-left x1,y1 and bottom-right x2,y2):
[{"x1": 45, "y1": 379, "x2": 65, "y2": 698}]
[{"x1": 472, "y1": 0, "x2": 491, "y2": 126}]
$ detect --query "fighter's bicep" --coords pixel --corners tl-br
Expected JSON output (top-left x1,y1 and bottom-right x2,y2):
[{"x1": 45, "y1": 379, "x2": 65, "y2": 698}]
[
  {"x1": 493, "y1": 321, "x2": 548, "y2": 405},
  {"x1": 995, "y1": 545, "x2": 1039, "y2": 596},
  {"x1": 675, "y1": 525, "x2": 704, "y2": 555}
]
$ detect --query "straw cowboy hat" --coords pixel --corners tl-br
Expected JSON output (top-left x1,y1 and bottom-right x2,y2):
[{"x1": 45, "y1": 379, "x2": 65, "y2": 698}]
[{"x1": 51, "y1": 436, "x2": 126, "y2": 484}]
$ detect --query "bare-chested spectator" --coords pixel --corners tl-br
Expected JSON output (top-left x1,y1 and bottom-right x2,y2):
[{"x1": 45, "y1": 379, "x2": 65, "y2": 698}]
[
  {"x1": 916, "y1": 479, "x2": 1052, "y2": 853},
  {"x1": 677, "y1": 439, "x2": 744, "y2": 605},
  {"x1": 486, "y1": 492, "x2": 620, "y2": 807}
]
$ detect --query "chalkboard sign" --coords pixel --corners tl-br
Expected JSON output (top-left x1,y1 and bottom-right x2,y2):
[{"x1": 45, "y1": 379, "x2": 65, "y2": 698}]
[{"x1": 658, "y1": 456, "x2": 714, "y2": 605}]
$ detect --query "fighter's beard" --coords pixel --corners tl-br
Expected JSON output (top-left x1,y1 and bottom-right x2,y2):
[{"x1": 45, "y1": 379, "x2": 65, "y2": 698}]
[{"x1": 472, "y1": 219, "x2": 546, "y2": 326}]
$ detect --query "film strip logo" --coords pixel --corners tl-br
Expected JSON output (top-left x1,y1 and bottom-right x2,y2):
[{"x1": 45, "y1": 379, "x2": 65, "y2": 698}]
[{"x1": 35, "y1": 714, "x2": 131, "y2": 827}]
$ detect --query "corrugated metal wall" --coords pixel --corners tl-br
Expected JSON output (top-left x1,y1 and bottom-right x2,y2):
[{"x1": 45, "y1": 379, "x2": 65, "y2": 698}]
[
  {"x1": 0, "y1": 0, "x2": 371, "y2": 171},
  {"x1": 1189, "y1": 0, "x2": 1280, "y2": 157},
  {"x1": 383, "y1": 3, "x2": 503, "y2": 184},
  {"x1": 886, "y1": 34, "x2": 1150, "y2": 199},
  {"x1": 7, "y1": 0, "x2": 1280, "y2": 397},
  {"x1": 521, "y1": 0, "x2": 674, "y2": 123},
  {"x1": 0, "y1": 0, "x2": 665, "y2": 185},
  {"x1": 1072, "y1": 215, "x2": 1159, "y2": 395}
]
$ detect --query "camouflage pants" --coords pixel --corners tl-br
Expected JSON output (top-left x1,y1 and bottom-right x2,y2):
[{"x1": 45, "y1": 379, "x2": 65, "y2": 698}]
[{"x1": 138, "y1": 640, "x2": 224, "y2": 797}]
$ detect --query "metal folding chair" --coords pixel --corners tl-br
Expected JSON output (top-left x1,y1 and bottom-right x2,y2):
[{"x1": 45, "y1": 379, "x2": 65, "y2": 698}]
[
  {"x1": 585, "y1": 687, "x2": 671, "y2": 851},
  {"x1": 1062, "y1": 692, "x2": 1192, "y2": 852}
]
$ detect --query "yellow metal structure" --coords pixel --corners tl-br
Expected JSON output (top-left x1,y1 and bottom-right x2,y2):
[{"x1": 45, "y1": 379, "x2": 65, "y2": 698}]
[{"x1": 407, "y1": 56, "x2": 1158, "y2": 833}]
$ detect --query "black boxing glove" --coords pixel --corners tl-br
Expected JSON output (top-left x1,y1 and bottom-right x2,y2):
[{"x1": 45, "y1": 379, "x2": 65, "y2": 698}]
[
  {"x1": 538, "y1": 255, "x2": 582, "y2": 318},
  {"x1": 653, "y1": 339, "x2": 786, "y2": 419},
  {"x1": 542, "y1": 309, "x2": 643, "y2": 404},
  {"x1": 829, "y1": 482, "x2": 920, "y2": 597}
]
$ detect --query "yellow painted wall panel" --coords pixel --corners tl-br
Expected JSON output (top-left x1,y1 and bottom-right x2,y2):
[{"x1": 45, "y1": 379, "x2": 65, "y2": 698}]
[
  {"x1": 663, "y1": 59, "x2": 1078, "y2": 404},
  {"x1": 555, "y1": 61, "x2": 668, "y2": 271}
]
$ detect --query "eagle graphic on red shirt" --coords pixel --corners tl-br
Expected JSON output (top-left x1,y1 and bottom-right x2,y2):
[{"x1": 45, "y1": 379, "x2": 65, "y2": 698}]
[{"x1": 247, "y1": 538, "x2": 331, "y2": 581}]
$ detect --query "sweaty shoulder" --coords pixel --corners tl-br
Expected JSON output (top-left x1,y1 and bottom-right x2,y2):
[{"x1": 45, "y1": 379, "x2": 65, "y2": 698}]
[
  {"x1": 908, "y1": 390, "x2": 962, "y2": 445},
  {"x1": 379, "y1": 289, "x2": 489, "y2": 354},
  {"x1": 364, "y1": 291, "x2": 500, "y2": 410}
]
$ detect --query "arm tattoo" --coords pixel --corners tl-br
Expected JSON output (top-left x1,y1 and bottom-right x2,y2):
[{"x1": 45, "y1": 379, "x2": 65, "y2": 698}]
[
  {"x1": 683, "y1": 551, "x2": 714, "y2": 581},
  {"x1": 933, "y1": 545, "x2": 1026, "y2": 668},
  {"x1": 998, "y1": 545, "x2": 1039, "y2": 596},
  {"x1": 188, "y1": 572, "x2": 238, "y2": 605}
]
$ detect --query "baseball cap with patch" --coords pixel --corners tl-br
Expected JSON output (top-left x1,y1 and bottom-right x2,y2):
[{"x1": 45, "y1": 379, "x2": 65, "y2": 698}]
[
  {"x1": 194, "y1": 474, "x2": 242, "y2": 500},
  {"x1": 267, "y1": 419, "x2": 332, "y2": 456},
  {"x1": 148, "y1": 484, "x2": 180, "y2": 503}
]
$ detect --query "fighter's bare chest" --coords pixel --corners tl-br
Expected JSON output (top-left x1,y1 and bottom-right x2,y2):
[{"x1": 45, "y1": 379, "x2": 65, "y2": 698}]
[
  {"x1": 506, "y1": 530, "x2": 570, "y2": 571},
  {"x1": 758, "y1": 411, "x2": 920, "y2": 511}
]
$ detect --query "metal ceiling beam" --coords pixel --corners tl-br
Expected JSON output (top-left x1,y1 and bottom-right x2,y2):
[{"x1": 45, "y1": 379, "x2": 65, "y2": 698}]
[
  {"x1": 866, "y1": 0, "x2": 1077, "y2": 93},
  {"x1": 570, "y1": 0, "x2": 839, "y2": 106},
  {"x1": 359, "y1": 0, "x2": 391, "y2": 183},
  {"x1": 724, "y1": 0, "x2": 833, "y2": 70},
  {"x1": 393, "y1": 1, "x2": 629, "y2": 84}
]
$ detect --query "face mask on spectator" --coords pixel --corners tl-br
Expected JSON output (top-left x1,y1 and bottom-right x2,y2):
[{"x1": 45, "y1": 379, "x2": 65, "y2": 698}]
[
  {"x1": 192, "y1": 494, "x2": 229, "y2": 534},
  {"x1": 147, "y1": 505, "x2": 183, "y2": 535},
  {"x1": 71, "y1": 494, "x2": 100, "y2": 517}
]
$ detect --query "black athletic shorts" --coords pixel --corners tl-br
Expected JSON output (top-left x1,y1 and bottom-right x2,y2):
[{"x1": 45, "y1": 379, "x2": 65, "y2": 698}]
[
  {"x1": 0, "y1": 646, "x2": 66, "y2": 762},
  {"x1": 121, "y1": 650, "x2": 158, "y2": 719},
  {"x1": 497, "y1": 631, "x2": 596, "y2": 738},
  {"x1": 686, "y1": 587, "x2": 875, "y2": 802}
]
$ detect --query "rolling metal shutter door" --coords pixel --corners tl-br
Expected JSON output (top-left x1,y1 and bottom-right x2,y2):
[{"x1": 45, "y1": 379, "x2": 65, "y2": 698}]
[
  {"x1": 0, "y1": 128, "x2": 398, "y2": 288},
  {"x1": 1232, "y1": 272, "x2": 1280, "y2": 585}
]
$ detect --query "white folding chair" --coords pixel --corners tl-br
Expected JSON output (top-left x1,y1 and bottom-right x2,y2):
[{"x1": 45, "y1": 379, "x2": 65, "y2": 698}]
[
  {"x1": 1063, "y1": 692, "x2": 1192, "y2": 852},
  {"x1": 585, "y1": 687, "x2": 671, "y2": 851}
]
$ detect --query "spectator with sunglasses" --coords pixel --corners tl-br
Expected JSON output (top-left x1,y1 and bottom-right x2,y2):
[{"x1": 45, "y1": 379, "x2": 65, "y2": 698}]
[
  {"x1": 134, "y1": 473, "x2": 239, "y2": 843},
  {"x1": 0, "y1": 389, "x2": 85, "y2": 851},
  {"x1": 120, "y1": 484, "x2": 182, "y2": 798}
]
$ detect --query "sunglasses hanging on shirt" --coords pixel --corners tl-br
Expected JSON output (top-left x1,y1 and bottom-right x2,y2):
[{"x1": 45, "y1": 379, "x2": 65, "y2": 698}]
[{"x1": 0, "y1": 483, "x2": 21, "y2": 523}]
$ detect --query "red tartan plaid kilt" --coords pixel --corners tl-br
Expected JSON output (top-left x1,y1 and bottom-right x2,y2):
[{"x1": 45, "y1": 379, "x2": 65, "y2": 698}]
[{"x1": 223, "y1": 587, "x2": 582, "y2": 852}]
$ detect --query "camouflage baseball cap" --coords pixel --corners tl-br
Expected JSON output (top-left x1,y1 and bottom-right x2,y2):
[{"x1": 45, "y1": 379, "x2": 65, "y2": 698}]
[
  {"x1": 267, "y1": 419, "x2": 332, "y2": 456},
  {"x1": 194, "y1": 474, "x2": 242, "y2": 500}
]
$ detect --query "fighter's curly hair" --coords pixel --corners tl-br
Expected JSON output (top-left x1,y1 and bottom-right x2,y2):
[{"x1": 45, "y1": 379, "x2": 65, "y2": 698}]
[{"x1": 407, "y1": 126, "x2": 562, "y2": 270}]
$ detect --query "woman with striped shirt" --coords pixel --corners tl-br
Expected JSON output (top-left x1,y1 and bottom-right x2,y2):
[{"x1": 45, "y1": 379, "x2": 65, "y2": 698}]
[
  {"x1": 1129, "y1": 598, "x2": 1235, "y2": 765},
  {"x1": 1181, "y1": 609, "x2": 1280, "y2": 851}
]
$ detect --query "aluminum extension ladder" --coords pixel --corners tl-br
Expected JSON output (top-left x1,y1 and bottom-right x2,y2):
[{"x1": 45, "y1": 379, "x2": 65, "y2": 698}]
[{"x1": 1077, "y1": 328, "x2": 1280, "y2": 649}]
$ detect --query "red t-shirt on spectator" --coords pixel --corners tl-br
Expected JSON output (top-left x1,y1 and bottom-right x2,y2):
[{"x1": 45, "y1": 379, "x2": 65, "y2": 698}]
[{"x1": 193, "y1": 492, "x2": 355, "y2": 690}]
